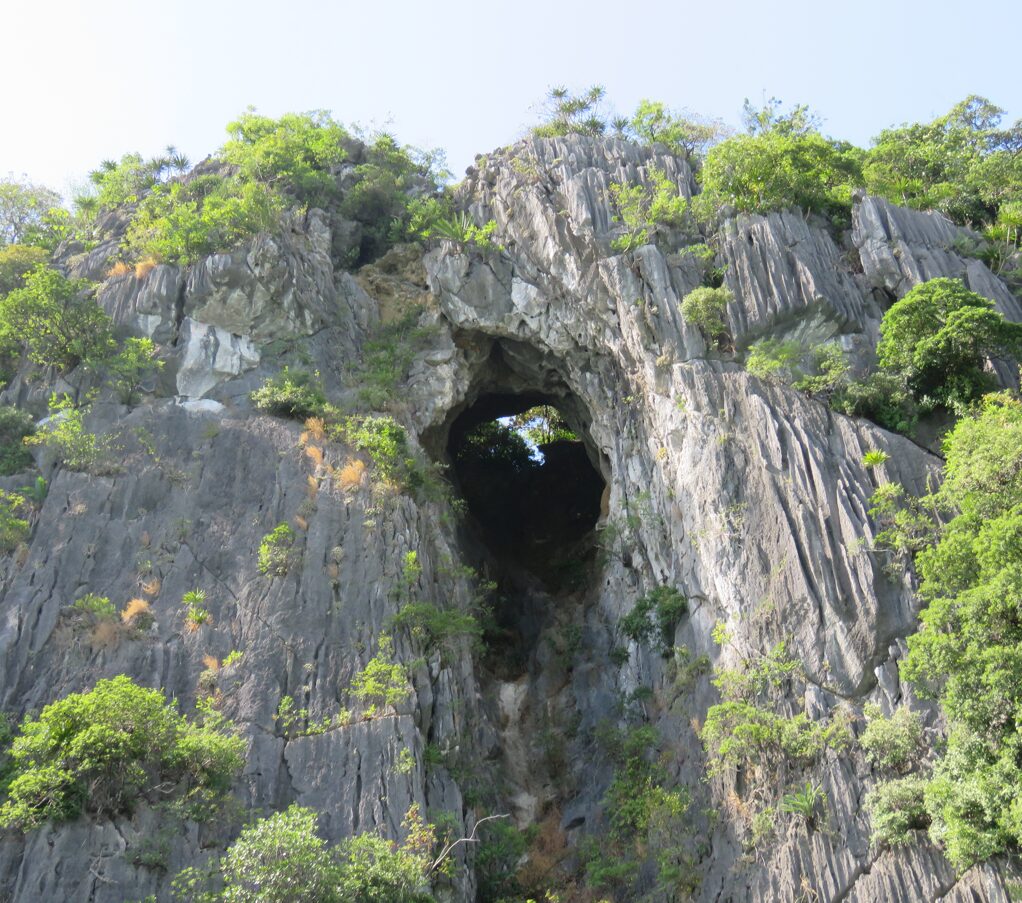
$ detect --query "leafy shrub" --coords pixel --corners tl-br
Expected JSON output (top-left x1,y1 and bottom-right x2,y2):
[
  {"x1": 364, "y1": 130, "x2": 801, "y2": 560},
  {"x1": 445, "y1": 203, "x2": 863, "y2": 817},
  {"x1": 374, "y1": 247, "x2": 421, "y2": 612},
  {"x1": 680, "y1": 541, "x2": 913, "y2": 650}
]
[
  {"x1": 0, "y1": 266, "x2": 115, "y2": 372},
  {"x1": 352, "y1": 314, "x2": 438, "y2": 410},
  {"x1": 830, "y1": 371, "x2": 917, "y2": 434},
  {"x1": 620, "y1": 586, "x2": 687, "y2": 656},
  {"x1": 865, "y1": 776, "x2": 930, "y2": 848},
  {"x1": 334, "y1": 415, "x2": 412, "y2": 483},
  {"x1": 0, "y1": 490, "x2": 29, "y2": 552},
  {"x1": 0, "y1": 675, "x2": 244, "y2": 829},
  {"x1": 175, "y1": 802, "x2": 436, "y2": 902},
  {"x1": 862, "y1": 449, "x2": 890, "y2": 468},
  {"x1": 0, "y1": 244, "x2": 49, "y2": 295},
  {"x1": 182, "y1": 589, "x2": 211, "y2": 629},
  {"x1": 781, "y1": 781, "x2": 826, "y2": 828},
  {"x1": 696, "y1": 128, "x2": 862, "y2": 224},
  {"x1": 629, "y1": 99, "x2": 730, "y2": 158},
  {"x1": 125, "y1": 175, "x2": 284, "y2": 265},
  {"x1": 0, "y1": 405, "x2": 34, "y2": 475},
  {"x1": 863, "y1": 95, "x2": 1020, "y2": 228},
  {"x1": 531, "y1": 85, "x2": 608, "y2": 138},
  {"x1": 860, "y1": 704, "x2": 923, "y2": 772},
  {"x1": 390, "y1": 603, "x2": 482, "y2": 657},
  {"x1": 258, "y1": 524, "x2": 297, "y2": 576},
  {"x1": 349, "y1": 635, "x2": 411, "y2": 710},
  {"x1": 875, "y1": 277, "x2": 1022, "y2": 413},
  {"x1": 609, "y1": 166, "x2": 690, "y2": 252},
  {"x1": 71, "y1": 593, "x2": 116, "y2": 619},
  {"x1": 106, "y1": 337, "x2": 164, "y2": 404},
  {"x1": 746, "y1": 338, "x2": 849, "y2": 397},
  {"x1": 874, "y1": 391, "x2": 1022, "y2": 868},
  {"x1": 680, "y1": 285, "x2": 731, "y2": 344},
  {"x1": 24, "y1": 394, "x2": 114, "y2": 473},
  {"x1": 222, "y1": 109, "x2": 349, "y2": 207},
  {"x1": 0, "y1": 178, "x2": 63, "y2": 247},
  {"x1": 251, "y1": 368, "x2": 326, "y2": 420}
]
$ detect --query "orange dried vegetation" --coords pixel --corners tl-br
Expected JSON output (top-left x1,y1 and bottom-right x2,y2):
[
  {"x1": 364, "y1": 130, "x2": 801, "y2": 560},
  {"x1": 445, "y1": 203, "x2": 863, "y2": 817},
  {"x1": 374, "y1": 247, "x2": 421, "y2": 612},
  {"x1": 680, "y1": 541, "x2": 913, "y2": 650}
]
[
  {"x1": 107, "y1": 261, "x2": 132, "y2": 278},
  {"x1": 121, "y1": 598, "x2": 152, "y2": 625},
  {"x1": 338, "y1": 458, "x2": 366, "y2": 490},
  {"x1": 134, "y1": 258, "x2": 159, "y2": 280},
  {"x1": 140, "y1": 577, "x2": 161, "y2": 597},
  {"x1": 201, "y1": 654, "x2": 220, "y2": 672}
]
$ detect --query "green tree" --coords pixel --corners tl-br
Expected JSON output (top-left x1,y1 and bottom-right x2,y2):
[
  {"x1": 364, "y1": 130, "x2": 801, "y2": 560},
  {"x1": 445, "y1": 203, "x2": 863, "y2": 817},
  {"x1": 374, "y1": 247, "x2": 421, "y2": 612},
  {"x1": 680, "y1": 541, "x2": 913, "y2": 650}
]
[
  {"x1": 696, "y1": 129, "x2": 863, "y2": 223},
  {"x1": 876, "y1": 277, "x2": 1022, "y2": 412},
  {"x1": 532, "y1": 85, "x2": 608, "y2": 138},
  {"x1": 0, "y1": 177, "x2": 62, "y2": 246},
  {"x1": 0, "y1": 675, "x2": 244, "y2": 830},
  {"x1": 222, "y1": 109, "x2": 349, "y2": 206},
  {"x1": 0, "y1": 266, "x2": 115, "y2": 372},
  {"x1": 873, "y1": 391, "x2": 1022, "y2": 869},
  {"x1": 609, "y1": 166, "x2": 691, "y2": 251},
  {"x1": 680, "y1": 285, "x2": 732, "y2": 345},
  {"x1": 629, "y1": 99, "x2": 730, "y2": 158},
  {"x1": 0, "y1": 404, "x2": 35, "y2": 475},
  {"x1": 864, "y1": 96, "x2": 1021, "y2": 227},
  {"x1": 0, "y1": 244, "x2": 49, "y2": 295},
  {"x1": 106, "y1": 337, "x2": 164, "y2": 404}
]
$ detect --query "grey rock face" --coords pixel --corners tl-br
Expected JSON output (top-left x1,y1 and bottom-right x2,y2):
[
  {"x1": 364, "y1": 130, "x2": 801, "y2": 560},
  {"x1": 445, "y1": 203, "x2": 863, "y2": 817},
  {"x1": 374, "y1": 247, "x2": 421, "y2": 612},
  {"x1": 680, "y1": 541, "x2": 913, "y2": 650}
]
[{"x1": 0, "y1": 136, "x2": 1019, "y2": 902}]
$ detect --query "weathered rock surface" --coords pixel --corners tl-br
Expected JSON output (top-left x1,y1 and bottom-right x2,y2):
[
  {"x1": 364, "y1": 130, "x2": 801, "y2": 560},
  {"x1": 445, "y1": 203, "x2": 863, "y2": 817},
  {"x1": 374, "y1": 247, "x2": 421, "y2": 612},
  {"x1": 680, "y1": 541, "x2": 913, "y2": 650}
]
[{"x1": 0, "y1": 136, "x2": 1019, "y2": 902}]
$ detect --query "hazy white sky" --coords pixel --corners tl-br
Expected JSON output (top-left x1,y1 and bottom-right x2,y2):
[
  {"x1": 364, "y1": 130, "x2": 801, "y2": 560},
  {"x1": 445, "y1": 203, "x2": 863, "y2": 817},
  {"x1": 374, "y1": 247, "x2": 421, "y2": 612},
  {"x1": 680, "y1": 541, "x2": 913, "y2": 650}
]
[{"x1": 3, "y1": 0, "x2": 1020, "y2": 198}]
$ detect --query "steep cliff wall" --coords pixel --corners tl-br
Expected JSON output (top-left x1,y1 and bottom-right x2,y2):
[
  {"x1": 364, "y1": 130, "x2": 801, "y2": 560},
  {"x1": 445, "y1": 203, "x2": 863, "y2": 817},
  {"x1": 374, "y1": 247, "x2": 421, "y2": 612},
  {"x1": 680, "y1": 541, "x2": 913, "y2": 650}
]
[{"x1": 0, "y1": 136, "x2": 1018, "y2": 901}]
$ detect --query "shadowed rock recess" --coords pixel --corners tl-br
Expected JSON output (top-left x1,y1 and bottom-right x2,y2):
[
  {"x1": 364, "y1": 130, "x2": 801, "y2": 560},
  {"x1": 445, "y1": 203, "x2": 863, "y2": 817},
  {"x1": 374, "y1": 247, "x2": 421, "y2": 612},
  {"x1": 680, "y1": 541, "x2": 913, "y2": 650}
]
[{"x1": 0, "y1": 135, "x2": 1020, "y2": 902}]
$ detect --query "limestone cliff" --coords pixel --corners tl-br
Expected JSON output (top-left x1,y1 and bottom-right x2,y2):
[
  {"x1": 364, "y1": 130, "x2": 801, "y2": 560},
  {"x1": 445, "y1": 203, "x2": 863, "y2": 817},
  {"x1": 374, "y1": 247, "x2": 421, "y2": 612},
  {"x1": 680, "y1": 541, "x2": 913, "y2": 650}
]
[{"x1": 0, "y1": 135, "x2": 1018, "y2": 902}]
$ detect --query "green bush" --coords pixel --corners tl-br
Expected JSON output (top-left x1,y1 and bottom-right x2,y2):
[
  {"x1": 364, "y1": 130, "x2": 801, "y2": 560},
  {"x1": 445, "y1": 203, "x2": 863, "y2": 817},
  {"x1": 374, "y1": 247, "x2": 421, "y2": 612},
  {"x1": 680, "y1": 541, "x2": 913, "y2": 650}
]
[
  {"x1": 0, "y1": 244, "x2": 49, "y2": 295},
  {"x1": 781, "y1": 781, "x2": 826, "y2": 829},
  {"x1": 222, "y1": 109, "x2": 349, "y2": 207},
  {"x1": 865, "y1": 776, "x2": 930, "y2": 848},
  {"x1": 71, "y1": 593, "x2": 116, "y2": 619},
  {"x1": 609, "y1": 166, "x2": 690, "y2": 252},
  {"x1": 875, "y1": 277, "x2": 1022, "y2": 413},
  {"x1": 680, "y1": 285, "x2": 731, "y2": 344},
  {"x1": 251, "y1": 368, "x2": 326, "y2": 420},
  {"x1": 0, "y1": 490, "x2": 29, "y2": 552},
  {"x1": 628, "y1": 99, "x2": 730, "y2": 158},
  {"x1": 830, "y1": 371, "x2": 917, "y2": 434},
  {"x1": 24, "y1": 394, "x2": 114, "y2": 473},
  {"x1": 0, "y1": 266, "x2": 115, "y2": 372},
  {"x1": 258, "y1": 523, "x2": 297, "y2": 576},
  {"x1": 695, "y1": 129, "x2": 862, "y2": 224},
  {"x1": 860, "y1": 704, "x2": 923, "y2": 772},
  {"x1": 876, "y1": 391, "x2": 1022, "y2": 868},
  {"x1": 0, "y1": 405, "x2": 34, "y2": 475},
  {"x1": 349, "y1": 635, "x2": 411, "y2": 710},
  {"x1": 125, "y1": 175, "x2": 284, "y2": 265},
  {"x1": 620, "y1": 586, "x2": 687, "y2": 656},
  {"x1": 531, "y1": 85, "x2": 608, "y2": 138},
  {"x1": 175, "y1": 802, "x2": 436, "y2": 902},
  {"x1": 390, "y1": 603, "x2": 483, "y2": 657},
  {"x1": 334, "y1": 415, "x2": 411, "y2": 482},
  {"x1": 746, "y1": 339, "x2": 849, "y2": 397},
  {"x1": 0, "y1": 675, "x2": 244, "y2": 829},
  {"x1": 106, "y1": 337, "x2": 164, "y2": 405}
]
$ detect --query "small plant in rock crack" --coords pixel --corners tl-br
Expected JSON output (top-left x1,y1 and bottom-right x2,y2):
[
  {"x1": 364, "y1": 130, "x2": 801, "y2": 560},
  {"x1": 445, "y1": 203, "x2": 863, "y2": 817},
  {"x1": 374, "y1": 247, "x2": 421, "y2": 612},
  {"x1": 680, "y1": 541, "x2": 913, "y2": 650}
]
[
  {"x1": 781, "y1": 781, "x2": 826, "y2": 829},
  {"x1": 258, "y1": 522, "x2": 297, "y2": 576},
  {"x1": 183, "y1": 589, "x2": 211, "y2": 631}
]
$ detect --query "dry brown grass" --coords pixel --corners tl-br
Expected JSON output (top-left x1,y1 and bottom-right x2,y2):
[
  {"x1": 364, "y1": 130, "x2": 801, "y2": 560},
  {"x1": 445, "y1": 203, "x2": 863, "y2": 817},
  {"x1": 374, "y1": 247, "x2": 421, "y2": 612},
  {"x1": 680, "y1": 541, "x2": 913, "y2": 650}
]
[
  {"x1": 90, "y1": 619, "x2": 124, "y2": 650},
  {"x1": 306, "y1": 474, "x2": 319, "y2": 499},
  {"x1": 140, "y1": 577, "x2": 161, "y2": 597},
  {"x1": 304, "y1": 445, "x2": 324, "y2": 469},
  {"x1": 120, "y1": 598, "x2": 152, "y2": 627},
  {"x1": 517, "y1": 809, "x2": 569, "y2": 892},
  {"x1": 134, "y1": 257, "x2": 159, "y2": 280},
  {"x1": 294, "y1": 515, "x2": 308, "y2": 531},
  {"x1": 201, "y1": 654, "x2": 220, "y2": 672},
  {"x1": 304, "y1": 417, "x2": 326, "y2": 442},
  {"x1": 338, "y1": 458, "x2": 366, "y2": 491},
  {"x1": 107, "y1": 261, "x2": 132, "y2": 278}
]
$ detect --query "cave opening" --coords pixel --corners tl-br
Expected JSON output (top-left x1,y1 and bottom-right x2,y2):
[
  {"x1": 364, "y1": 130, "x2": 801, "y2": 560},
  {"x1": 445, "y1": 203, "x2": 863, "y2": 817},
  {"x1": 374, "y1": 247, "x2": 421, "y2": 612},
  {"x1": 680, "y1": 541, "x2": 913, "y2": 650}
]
[{"x1": 448, "y1": 392, "x2": 605, "y2": 593}]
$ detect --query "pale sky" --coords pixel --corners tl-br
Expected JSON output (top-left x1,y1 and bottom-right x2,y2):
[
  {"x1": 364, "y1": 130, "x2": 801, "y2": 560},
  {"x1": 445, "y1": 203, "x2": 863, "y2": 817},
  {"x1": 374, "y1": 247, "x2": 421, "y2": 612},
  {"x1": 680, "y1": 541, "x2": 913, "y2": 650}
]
[{"x1": 3, "y1": 0, "x2": 1020, "y2": 198}]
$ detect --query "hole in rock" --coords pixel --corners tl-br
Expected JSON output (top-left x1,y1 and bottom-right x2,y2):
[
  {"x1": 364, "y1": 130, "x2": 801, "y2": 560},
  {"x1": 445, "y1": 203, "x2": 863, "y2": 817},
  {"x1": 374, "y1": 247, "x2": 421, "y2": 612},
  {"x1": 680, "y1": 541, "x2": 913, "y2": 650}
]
[{"x1": 448, "y1": 394, "x2": 605, "y2": 595}]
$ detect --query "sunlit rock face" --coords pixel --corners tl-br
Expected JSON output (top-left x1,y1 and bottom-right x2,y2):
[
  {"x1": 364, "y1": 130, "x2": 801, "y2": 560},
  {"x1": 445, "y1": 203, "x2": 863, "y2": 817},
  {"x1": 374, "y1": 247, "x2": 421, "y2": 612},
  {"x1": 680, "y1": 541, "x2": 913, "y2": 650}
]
[{"x1": 0, "y1": 135, "x2": 1018, "y2": 902}]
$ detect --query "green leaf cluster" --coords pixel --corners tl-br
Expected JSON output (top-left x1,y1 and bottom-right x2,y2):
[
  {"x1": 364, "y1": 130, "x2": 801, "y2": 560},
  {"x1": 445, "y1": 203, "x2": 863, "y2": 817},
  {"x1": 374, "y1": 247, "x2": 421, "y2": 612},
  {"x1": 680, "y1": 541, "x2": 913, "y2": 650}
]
[
  {"x1": 25, "y1": 393, "x2": 115, "y2": 474},
  {"x1": 174, "y1": 802, "x2": 435, "y2": 902},
  {"x1": 620, "y1": 586, "x2": 687, "y2": 656},
  {"x1": 251, "y1": 367, "x2": 327, "y2": 420},
  {"x1": 609, "y1": 166, "x2": 691, "y2": 252},
  {"x1": 349, "y1": 635, "x2": 411, "y2": 709},
  {"x1": 0, "y1": 675, "x2": 244, "y2": 830},
  {"x1": 258, "y1": 523, "x2": 298, "y2": 577},
  {"x1": 870, "y1": 391, "x2": 1022, "y2": 868},
  {"x1": 860, "y1": 704, "x2": 923, "y2": 773},
  {"x1": 0, "y1": 404, "x2": 35, "y2": 475},
  {"x1": 680, "y1": 285, "x2": 732, "y2": 344}
]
